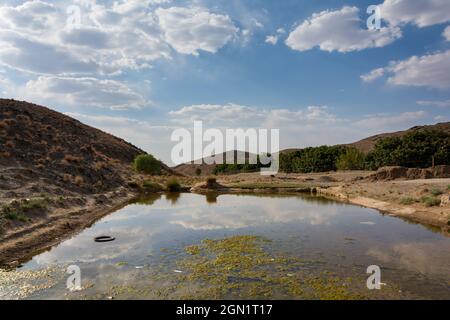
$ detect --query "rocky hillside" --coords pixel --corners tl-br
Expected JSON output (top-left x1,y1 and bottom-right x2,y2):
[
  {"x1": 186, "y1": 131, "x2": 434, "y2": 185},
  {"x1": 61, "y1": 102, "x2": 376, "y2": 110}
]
[{"x1": 0, "y1": 99, "x2": 145, "y2": 196}]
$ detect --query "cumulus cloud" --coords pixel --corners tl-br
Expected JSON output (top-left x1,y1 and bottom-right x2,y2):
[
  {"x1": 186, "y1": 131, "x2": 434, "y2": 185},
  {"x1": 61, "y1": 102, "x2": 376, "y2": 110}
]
[
  {"x1": 265, "y1": 35, "x2": 278, "y2": 45},
  {"x1": 0, "y1": 30, "x2": 99, "y2": 75},
  {"x1": 169, "y1": 103, "x2": 266, "y2": 126},
  {"x1": 362, "y1": 50, "x2": 450, "y2": 89},
  {"x1": 417, "y1": 100, "x2": 450, "y2": 108},
  {"x1": 264, "y1": 28, "x2": 285, "y2": 45},
  {"x1": 0, "y1": 1, "x2": 242, "y2": 109},
  {"x1": 0, "y1": 0, "x2": 58, "y2": 33},
  {"x1": 168, "y1": 103, "x2": 430, "y2": 156},
  {"x1": 444, "y1": 26, "x2": 450, "y2": 41},
  {"x1": 360, "y1": 68, "x2": 385, "y2": 82},
  {"x1": 354, "y1": 111, "x2": 426, "y2": 129},
  {"x1": 26, "y1": 76, "x2": 149, "y2": 110},
  {"x1": 286, "y1": 6, "x2": 401, "y2": 53},
  {"x1": 155, "y1": 7, "x2": 238, "y2": 55},
  {"x1": 380, "y1": 0, "x2": 450, "y2": 27}
]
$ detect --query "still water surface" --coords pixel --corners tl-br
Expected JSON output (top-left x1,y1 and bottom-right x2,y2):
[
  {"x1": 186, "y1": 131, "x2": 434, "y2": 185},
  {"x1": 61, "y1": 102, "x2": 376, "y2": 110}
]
[{"x1": 1, "y1": 193, "x2": 449, "y2": 299}]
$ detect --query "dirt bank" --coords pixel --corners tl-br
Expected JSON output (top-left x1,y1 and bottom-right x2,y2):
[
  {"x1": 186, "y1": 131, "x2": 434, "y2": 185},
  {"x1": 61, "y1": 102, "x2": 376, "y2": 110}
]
[
  {"x1": 209, "y1": 172, "x2": 450, "y2": 234},
  {"x1": 0, "y1": 188, "x2": 138, "y2": 267}
]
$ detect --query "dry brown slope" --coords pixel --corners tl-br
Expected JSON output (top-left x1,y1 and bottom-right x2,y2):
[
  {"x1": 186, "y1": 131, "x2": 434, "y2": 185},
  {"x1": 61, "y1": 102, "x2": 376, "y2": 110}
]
[{"x1": 0, "y1": 99, "x2": 146, "y2": 194}]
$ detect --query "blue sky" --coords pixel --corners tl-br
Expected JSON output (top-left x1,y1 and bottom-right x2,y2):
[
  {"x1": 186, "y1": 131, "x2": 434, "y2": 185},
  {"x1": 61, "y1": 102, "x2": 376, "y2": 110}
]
[{"x1": 0, "y1": 0, "x2": 449, "y2": 164}]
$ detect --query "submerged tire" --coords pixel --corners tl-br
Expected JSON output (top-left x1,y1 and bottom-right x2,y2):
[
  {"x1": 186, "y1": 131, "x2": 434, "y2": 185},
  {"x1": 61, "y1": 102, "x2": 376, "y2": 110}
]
[{"x1": 94, "y1": 236, "x2": 115, "y2": 243}]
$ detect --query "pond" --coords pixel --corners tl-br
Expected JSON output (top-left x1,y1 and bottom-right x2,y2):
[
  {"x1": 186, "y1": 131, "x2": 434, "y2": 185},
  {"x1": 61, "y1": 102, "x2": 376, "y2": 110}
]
[{"x1": 1, "y1": 193, "x2": 449, "y2": 300}]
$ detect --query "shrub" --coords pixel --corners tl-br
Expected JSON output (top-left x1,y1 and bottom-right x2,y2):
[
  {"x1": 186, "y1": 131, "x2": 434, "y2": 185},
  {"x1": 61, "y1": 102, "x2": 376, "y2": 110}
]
[
  {"x1": 127, "y1": 181, "x2": 139, "y2": 189},
  {"x1": 74, "y1": 176, "x2": 84, "y2": 186},
  {"x1": 447, "y1": 185, "x2": 450, "y2": 191},
  {"x1": 195, "y1": 168, "x2": 202, "y2": 176},
  {"x1": 280, "y1": 146, "x2": 346, "y2": 173},
  {"x1": 2, "y1": 206, "x2": 28, "y2": 222},
  {"x1": 399, "y1": 197, "x2": 416, "y2": 205},
  {"x1": 21, "y1": 199, "x2": 47, "y2": 211},
  {"x1": 430, "y1": 188, "x2": 443, "y2": 197},
  {"x1": 206, "y1": 176, "x2": 217, "y2": 185},
  {"x1": 166, "y1": 178, "x2": 181, "y2": 192},
  {"x1": 133, "y1": 154, "x2": 162, "y2": 175},
  {"x1": 366, "y1": 130, "x2": 450, "y2": 170},
  {"x1": 421, "y1": 196, "x2": 441, "y2": 207},
  {"x1": 142, "y1": 181, "x2": 164, "y2": 192},
  {"x1": 336, "y1": 148, "x2": 366, "y2": 171}
]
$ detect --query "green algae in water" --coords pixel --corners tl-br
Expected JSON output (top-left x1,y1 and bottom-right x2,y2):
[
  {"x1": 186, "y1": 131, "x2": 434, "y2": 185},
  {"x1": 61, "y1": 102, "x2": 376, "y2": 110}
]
[{"x1": 175, "y1": 235, "x2": 366, "y2": 300}]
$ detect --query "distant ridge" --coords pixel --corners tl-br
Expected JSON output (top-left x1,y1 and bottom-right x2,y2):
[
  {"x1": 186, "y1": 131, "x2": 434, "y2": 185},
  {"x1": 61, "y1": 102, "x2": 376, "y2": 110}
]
[
  {"x1": 174, "y1": 122, "x2": 450, "y2": 175},
  {"x1": 347, "y1": 122, "x2": 450, "y2": 153}
]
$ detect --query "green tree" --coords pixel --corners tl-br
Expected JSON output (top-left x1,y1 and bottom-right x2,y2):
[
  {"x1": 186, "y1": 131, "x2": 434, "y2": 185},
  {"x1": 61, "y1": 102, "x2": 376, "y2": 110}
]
[
  {"x1": 133, "y1": 154, "x2": 162, "y2": 175},
  {"x1": 336, "y1": 148, "x2": 366, "y2": 170}
]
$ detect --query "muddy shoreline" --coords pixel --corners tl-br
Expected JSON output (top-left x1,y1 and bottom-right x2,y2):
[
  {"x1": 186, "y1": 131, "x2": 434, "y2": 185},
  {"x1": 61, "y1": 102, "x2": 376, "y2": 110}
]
[
  {"x1": 0, "y1": 190, "x2": 139, "y2": 267},
  {"x1": 1, "y1": 173, "x2": 449, "y2": 267}
]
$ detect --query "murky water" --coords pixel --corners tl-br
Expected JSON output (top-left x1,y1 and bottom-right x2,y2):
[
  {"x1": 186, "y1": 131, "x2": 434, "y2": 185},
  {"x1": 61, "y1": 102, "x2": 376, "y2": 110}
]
[{"x1": 1, "y1": 193, "x2": 449, "y2": 300}]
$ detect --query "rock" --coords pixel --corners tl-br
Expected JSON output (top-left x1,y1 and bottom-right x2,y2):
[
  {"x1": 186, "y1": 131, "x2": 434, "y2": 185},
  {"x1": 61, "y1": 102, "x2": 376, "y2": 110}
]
[
  {"x1": 369, "y1": 165, "x2": 450, "y2": 181},
  {"x1": 440, "y1": 194, "x2": 450, "y2": 207},
  {"x1": 318, "y1": 176, "x2": 337, "y2": 182}
]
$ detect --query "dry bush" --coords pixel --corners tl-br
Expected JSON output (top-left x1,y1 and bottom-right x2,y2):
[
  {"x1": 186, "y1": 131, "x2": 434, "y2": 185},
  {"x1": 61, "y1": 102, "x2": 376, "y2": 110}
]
[
  {"x1": 4, "y1": 119, "x2": 17, "y2": 126},
  {"x1": 0, "y1": 120, "x2": 8, "y2": 131},
  {"x1": 17, "y1": 115, "x2": 31, "y2": 123},
  {"x1": 63, "y1": 174, "x2": 72, "y2": 182},
  {"x1": 5, "y1": 140, "x2": 15, "y2": 148},
  {"x1": 0, "y1": 151, "x2": 11, "y2": 158},
  {"x1": 74, "y1": 176, "x2": 84, "y2": 186},
  {"x1": 62, "y1": 154, "x2": 81, "y2": 164},
  {"x1": 93, "y1": 161, "x2": 106, "y2": 170}
]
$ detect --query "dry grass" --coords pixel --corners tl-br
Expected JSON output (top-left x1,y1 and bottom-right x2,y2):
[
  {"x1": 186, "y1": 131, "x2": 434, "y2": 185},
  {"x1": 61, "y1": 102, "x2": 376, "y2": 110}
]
[
  {"x1": 74, "y1": 176, "x2": 84, "y2": 186},
  {"x1": 5, "y1": 140, "x2": 15, "y2": 149}
]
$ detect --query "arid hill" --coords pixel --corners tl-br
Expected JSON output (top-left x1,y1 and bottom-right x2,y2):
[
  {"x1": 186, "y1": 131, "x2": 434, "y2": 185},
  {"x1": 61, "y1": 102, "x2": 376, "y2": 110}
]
[
  {"x1": 0, "y1": 99, "x2": 146, "y2": 196},
  {"x1": 348, "y1": 122, "x2": 450, "y2": 153}
]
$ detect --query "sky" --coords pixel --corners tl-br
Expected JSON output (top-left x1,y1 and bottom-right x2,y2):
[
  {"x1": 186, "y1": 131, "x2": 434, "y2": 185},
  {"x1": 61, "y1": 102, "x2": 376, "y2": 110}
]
[{"x1": 0, "y1": 0, "x2": 449, "y2": 165}]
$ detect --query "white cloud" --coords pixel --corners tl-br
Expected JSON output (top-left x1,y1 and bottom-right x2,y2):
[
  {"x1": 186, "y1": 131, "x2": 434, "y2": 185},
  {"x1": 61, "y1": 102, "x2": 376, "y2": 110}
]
[
  {"x1": 265, "y1": 35, "x2": 278, "y2": 45},
  {"x1": 0, "y1": 30, "x2": 100, "y2": 75},
  {"x1": 354, "y1": 111, "x2": 427, "y2": 129},
  {"x1": 155, "y1": 7, "x2": 238, "y2": 55},
  {"x1": 417, "y1": 100, "x2": 450, "y2": 108},
  {"x1": 169, "y1": 103, "x2": 266, "y2": 127},
  {"x1": 362, "y1": 50, "x2": 450, "y2": 89},
  {"x1": 0, "y1": 0, "x2": 58, "y2": 33},
  {"x1": 286, "y1": 6, "x2": 401, "y2": 53},
  {"x1": 361, "y1": 68, "x2": 385, "y2": 82},
  {"x1": 444, "y1": 26, "x2": 450, "y2": 41},
  {"x1": 168, "y1": 103, "x2": 430, "y2": 155},
  {"x1": 387, "y1": 51, "x2": 450, "y2": 89},
  {"x1": 26, "y1": 76, "x2": 149, "y2": 110},
  {"x1": 265, "y1": 28, "x2": 285, "y2": 46},
  {"x1": 380, "y1": 0, "x2": 450, "y2": 27}
]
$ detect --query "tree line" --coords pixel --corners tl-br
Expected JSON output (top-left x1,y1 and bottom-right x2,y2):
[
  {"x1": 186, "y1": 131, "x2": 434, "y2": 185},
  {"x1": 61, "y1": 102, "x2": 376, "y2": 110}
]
[{"x1": 213, "y1": 130, "x2": 450, "y2": 174}]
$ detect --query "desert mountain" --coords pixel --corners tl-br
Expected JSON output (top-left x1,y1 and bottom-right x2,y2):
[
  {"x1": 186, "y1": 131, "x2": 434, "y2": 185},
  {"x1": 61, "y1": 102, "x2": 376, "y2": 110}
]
[{"x1": 0, "y1": 99, "x2": 146, "y2": 195}]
